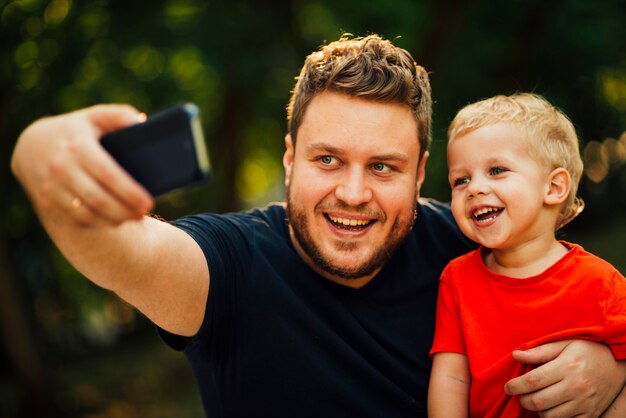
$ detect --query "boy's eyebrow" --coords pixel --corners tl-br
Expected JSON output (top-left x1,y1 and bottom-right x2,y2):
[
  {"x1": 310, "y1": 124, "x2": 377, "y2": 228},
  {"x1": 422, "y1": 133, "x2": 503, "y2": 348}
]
[
  {"x1": 485, "y1": 156, "x2": 514, "y2": 165},
  {"x1": 447, "y1": 167, "x2": 464, "y2": 178},
  {"x1": 307, "y1": 141, "x2": 410, "y2": 162}
]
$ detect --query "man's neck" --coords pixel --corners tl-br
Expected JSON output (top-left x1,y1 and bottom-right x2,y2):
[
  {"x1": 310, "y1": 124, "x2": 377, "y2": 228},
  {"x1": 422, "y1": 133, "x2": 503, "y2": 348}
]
[{"x1": 289, "y1": 230, "x2": 379, "y2": 289}]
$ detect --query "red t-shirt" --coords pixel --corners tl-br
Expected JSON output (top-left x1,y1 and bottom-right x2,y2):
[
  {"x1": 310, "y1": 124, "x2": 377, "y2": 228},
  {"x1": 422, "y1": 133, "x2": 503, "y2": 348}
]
[{"x1": 431, "y1": 242, "x2": 626, "y2": 417}]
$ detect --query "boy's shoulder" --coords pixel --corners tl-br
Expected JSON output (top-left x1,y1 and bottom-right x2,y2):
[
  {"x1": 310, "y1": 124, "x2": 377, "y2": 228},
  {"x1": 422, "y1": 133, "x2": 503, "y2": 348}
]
[
  {"x1": 446, "y1": 247, "x2": 482, "y2": 270},
  {"x1": 564, "y1": 241, "x2": 623, "y2": 277}
]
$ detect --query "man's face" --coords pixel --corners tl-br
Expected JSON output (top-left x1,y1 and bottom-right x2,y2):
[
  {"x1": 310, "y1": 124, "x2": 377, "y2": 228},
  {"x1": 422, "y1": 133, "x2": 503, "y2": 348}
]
[{"x1": 283, "y1": 91, "x2": 428, "y2": 287}]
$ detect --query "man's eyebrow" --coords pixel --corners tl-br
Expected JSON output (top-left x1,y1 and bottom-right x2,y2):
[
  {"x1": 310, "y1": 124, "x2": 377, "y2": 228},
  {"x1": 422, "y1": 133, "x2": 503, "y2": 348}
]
[
  {"x1": 373, "y1": 153, "x2": 410, "y2": 162},
  {"x1": 307, "y1": 142, "x2": 340, "y2": 153},
  {"x1": 306, "y1": 142, "x2": 410, "y2": 162}
]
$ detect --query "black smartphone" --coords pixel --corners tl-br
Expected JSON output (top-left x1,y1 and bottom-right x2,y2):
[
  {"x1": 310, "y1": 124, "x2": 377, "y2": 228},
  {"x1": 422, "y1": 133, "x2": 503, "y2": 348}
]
[{"x1": 100, "y1": 103, "x2": 211, "y2": 196}]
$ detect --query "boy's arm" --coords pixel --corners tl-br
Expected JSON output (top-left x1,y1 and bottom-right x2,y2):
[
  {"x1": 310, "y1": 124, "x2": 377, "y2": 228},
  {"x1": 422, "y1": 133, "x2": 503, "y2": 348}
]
[
  {"x1": 428, "y1": 352, "x2": 470, "y2": 418},
  {"x1": 11, "y1": 105, "x2": 209, "y2": 337},
  {"x1": 505, "y1": 340, "x2": 626, "y2": 416}
]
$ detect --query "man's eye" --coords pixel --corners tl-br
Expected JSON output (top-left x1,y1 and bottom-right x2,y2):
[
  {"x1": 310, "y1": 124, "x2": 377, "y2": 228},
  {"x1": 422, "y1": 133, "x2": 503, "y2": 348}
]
[
  {"x1": 453, "y1": 177, "x2": 469, "y2": 187},
  {"x1": 320, "y1": 156, "x2": 336, "y2": 165},
  {"x1": 371, "y1": 162, "x2": 391, "y2": 173}
]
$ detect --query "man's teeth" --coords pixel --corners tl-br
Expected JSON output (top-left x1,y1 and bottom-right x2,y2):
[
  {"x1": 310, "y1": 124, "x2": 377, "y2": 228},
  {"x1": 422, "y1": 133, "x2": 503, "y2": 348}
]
[{"x1": 328, "y1": 215, "x2": 370, "y2": 226}]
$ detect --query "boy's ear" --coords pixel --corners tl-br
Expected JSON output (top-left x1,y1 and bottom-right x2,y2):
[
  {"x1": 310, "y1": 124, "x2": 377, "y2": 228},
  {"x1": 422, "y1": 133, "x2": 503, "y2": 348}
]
[
  {"x1": 283, "y1": 134, "x2": 294, "y2": 188},
  {"x1": 545, "y1": 168, "x2": 571, "y2": 206}
]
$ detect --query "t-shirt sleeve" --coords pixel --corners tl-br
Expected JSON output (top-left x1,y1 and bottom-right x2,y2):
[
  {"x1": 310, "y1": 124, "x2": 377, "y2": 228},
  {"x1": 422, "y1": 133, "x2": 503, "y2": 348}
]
[
  {"x1": 157, "y1": 213, "x2": 252, "y2": 352},
  {"x1": 604, "y1": 269, "x2": 626, "y2": 359},
  {"x1": 429, "y1": 262, "x2": 467, "y2": 357}
]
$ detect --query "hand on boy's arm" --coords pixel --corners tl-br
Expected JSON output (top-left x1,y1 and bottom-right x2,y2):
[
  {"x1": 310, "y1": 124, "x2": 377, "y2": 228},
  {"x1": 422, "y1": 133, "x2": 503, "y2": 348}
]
[{"x1": 505, "y1": 340, "x2": 626, "y2": 417}]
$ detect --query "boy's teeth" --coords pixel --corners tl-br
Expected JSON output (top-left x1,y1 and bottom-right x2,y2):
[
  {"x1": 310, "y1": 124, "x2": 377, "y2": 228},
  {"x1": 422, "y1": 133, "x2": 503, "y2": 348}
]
[
  {"x1": 472, "y1": 207, "x2": 503, "y2": 221},
  {"x1": 474, "y1": 207, "x2": 498, "y2": 217}
]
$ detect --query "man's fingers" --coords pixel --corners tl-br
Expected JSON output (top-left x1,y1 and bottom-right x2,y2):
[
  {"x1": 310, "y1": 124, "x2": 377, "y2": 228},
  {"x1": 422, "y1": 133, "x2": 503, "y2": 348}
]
[
  {"x1": 81, "y1": 105, "x2": 154, "y2": 215},
  {"x1": 534, "y1": 401, "x2": 580, "y2": 418},
  {"x1": 83, "y1": 104, "x2": 144, "y2": 135},
  {"x1": 52, "y1": 106, "x2": 154, "y2": 223},
  {"x1": 54, "y1": 189, "x2": 115, "y2": 228},
  {"x1": 13, "y1": 103, "x2": 153, "y2": 227},
  {"x1": 78, "y1": 139, "x2": 153, "y2": 217},
  {"x1": 505, "y1": 360, "x2": 564, "y2": 396},
  {"x1": 507, "y1": 341, "x2": 621, "y2": 416},
  {"x1": 518, "y1": 382, "x2": 594, "y2": 418},
  {"x1": 511, "y1": 340, "x2": 570, "y2": 365},
  {"x1": 67, "y1": 161, "x2": 148, "y2": 225},
  {"x1": 514, "y1": 378, "x2": 569, "y2": 413}
]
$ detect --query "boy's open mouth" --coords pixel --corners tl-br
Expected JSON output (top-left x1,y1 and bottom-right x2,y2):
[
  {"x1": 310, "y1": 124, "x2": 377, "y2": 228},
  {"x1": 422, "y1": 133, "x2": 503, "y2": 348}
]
[{"x1": 472, "y1": 207, "x2": 503, "y2": 223}]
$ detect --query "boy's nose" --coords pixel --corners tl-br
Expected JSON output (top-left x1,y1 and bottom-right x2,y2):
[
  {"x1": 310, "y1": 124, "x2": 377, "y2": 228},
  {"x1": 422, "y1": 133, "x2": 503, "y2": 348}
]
[{"x1": 467, "y1": 177, "x2": 490, "y2": 197}]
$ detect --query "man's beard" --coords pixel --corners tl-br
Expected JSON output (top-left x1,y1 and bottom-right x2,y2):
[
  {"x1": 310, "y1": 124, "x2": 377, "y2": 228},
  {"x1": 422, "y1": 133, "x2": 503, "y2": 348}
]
[{"x1": 286, "y1": 187, "x2": 415, "y2": 280}]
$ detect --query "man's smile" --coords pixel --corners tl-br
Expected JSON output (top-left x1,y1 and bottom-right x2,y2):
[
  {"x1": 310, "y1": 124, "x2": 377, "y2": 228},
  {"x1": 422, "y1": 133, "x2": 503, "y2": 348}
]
[{"x1": 325, "y1": 214, "x2": 376, "y2": 231}]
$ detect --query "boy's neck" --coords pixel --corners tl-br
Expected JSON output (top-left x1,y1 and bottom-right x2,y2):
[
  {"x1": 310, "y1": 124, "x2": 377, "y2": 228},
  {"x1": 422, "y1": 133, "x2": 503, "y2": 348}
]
[{"x1": 484, "y1": 238, "x2": 569, "y2": 279}]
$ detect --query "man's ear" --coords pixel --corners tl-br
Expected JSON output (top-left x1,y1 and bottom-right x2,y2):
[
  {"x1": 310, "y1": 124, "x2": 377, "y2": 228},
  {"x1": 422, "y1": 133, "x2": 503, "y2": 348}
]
[
  {"x1": 416, "y1": 151, "x2": 429, "y2": 196},
  {"x1": 283, "y1": 134, "x2": 294, "y2": 187},
  {"x1": 545, "y1": 167, "x2": 571, "y2": 206}
]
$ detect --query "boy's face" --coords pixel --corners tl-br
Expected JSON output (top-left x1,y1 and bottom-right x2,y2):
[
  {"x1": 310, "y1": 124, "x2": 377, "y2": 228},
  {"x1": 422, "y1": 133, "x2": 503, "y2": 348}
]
[
  {"x1": 447, "y1": 122, "x2": 556, "y2": 250},
  {"x1": 283, "y1": 91, "x2": 427, "y2": 287}
]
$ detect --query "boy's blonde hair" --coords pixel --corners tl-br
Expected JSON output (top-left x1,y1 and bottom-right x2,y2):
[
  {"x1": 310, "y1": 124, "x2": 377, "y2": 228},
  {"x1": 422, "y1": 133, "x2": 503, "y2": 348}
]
[{"x1": 448, "y1": 93, "x2": 584, "y2": 229}]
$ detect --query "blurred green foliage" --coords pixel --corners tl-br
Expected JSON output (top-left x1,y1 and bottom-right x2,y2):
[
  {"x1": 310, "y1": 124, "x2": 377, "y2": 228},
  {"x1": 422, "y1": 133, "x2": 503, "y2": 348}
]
[{"x1": 1, "y1": 0, "x2": 625, "y2": 416}]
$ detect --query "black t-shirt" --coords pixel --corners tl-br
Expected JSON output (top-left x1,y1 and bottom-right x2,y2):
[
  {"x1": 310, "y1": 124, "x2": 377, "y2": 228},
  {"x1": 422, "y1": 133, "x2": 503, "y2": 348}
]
[{"x1": 160, "y1": 199, "x2": 473, "y2": 417}]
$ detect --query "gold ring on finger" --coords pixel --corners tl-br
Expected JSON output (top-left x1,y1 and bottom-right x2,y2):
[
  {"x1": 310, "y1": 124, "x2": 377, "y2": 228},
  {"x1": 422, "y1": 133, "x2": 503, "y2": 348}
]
[{"x1": 70, "y1": 197, "x2": 82, "y2": 210}]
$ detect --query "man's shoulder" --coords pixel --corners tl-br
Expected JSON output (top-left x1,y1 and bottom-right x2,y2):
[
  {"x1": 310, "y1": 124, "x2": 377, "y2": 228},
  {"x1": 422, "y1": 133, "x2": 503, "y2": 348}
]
[
  {"x1": 415, "y1": 198, "x2": 457, "y2": 233},
  {"x1": 174, "y1": 202, "x2": 286, "y2": 228},
  {"x1": 412, "y1": 197, "x2": 476, "y2": 259},
  {"x1": 169, "y1": 203, "x2": 289, "y2": 256},
  {"x1": 244, "y1": 202, "x2": 287, "y2": 223},
  {"x1": 417, "y1": 197, "x2": 452, "y2": 216}
]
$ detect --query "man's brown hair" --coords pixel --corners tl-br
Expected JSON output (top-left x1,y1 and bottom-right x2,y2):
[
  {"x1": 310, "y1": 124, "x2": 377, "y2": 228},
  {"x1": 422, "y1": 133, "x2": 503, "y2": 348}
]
[{"x1": 287, "y1": 34, "x2": 432, "y2": 160}]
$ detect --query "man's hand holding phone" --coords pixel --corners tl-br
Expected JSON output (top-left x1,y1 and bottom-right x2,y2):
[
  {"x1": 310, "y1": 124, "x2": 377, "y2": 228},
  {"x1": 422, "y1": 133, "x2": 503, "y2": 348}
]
[
  {"x1": 12, "y1": 102, "x2": 210, "y2": 228},
  {"x1": 11, "y1": 104, "x2": 157, "y2": 227},
  {"x1": 100, "y1": 103, "x2": 211, "y2": 197}
]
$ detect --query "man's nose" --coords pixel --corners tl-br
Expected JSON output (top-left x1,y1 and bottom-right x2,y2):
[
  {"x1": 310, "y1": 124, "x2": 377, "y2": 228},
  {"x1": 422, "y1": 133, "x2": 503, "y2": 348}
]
[{"x1": 334, "y1": 168, "x2": 373, "y2": 206}]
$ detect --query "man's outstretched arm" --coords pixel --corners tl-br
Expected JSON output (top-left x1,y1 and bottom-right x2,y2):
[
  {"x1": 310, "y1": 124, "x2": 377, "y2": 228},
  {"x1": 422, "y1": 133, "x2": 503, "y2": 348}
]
[{"x1": 11, "y1": 105, "x2": 209, "y2": 337}]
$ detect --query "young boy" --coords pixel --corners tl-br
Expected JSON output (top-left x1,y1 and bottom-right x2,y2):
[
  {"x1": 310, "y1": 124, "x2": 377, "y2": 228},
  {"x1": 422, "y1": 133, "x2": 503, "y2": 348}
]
[{"x1": 428, "y1": 93, "x2": 626, "y2": 417}]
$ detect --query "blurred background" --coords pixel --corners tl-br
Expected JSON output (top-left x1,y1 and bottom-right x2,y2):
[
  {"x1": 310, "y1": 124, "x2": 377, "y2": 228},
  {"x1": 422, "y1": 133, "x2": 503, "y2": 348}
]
[{"x1": 1, "y1": 0, "x2": 625, "y2": 416}]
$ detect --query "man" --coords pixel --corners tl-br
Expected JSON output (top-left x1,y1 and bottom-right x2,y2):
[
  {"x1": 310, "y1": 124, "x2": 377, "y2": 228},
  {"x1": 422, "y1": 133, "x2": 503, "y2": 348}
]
[{"x1": 11, "y1": 34, "x2": 626, "y2": 417}]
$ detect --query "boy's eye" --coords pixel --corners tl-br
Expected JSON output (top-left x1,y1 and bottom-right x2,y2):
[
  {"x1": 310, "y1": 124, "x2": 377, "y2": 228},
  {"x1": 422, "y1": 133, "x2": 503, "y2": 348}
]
[
  {"x1": 489, "y1": 166, "x2": 507, "y2": 175},
  {"x1": 320, "y1": 156, "x2": 336, "y2": 165},
  {"x1": 453, "y1": 177, "x2": 469, "y2": 187}
]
